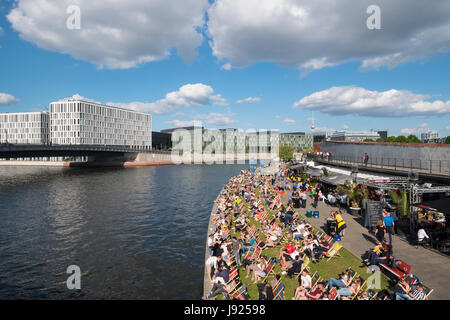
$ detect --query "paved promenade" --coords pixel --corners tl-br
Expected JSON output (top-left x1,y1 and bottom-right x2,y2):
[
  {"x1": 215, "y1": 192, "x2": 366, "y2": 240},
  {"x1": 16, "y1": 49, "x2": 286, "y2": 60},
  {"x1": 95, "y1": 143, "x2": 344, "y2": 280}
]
[{"x1": 294, "y1": 196, "x2": 450, "y2": 300}]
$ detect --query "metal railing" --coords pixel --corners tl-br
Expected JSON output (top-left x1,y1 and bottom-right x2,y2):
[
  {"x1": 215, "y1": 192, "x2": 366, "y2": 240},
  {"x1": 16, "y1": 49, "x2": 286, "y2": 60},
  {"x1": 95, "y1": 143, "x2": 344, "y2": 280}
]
[{"x1": 311, "y1": 154, "x2": 450, "y2": 176}]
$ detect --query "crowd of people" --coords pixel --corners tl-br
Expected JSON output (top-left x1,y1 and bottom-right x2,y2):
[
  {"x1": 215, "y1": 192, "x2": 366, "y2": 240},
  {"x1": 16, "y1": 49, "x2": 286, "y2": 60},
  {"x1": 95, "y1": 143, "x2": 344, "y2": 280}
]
[{"x1": 203, "y1": 165, "x2": 386, "y2": 300}]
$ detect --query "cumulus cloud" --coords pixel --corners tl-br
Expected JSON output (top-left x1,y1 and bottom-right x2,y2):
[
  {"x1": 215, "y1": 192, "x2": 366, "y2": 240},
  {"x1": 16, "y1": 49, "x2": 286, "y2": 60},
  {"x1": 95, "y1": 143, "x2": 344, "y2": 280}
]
[
  {"x1": 210, "y1": 94, "x2": 229, "y2": 107},
  {"x1": 284, "y1": 118, "x2": 295, "y2": 124},
  {"x1": 0, "y1": 93, "x2": 19, "y2": 105},
  {"x1": 207, "y1": 0, "x2": 450, "y2": 73},
  {"x1": 7, "y1": 0, "x2": 208, "y2": 69},
  {"x1": 236, "y1": 97, "x2": 261, "y2": 104},
  {"x1": 58, "y1": 94, "x2": 101, "y2": 104},
  {"x1": 108, "y1": 83, "x2": 225, "y2": 115},
  {"x1": 293, "y1": 86, "x2": 450, "y2": 117}
]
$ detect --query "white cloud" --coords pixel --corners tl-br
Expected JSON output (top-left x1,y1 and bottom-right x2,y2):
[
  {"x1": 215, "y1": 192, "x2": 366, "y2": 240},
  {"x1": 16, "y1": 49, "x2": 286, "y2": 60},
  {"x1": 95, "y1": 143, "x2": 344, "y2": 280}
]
[
  {"x1": 58, "y1": 94, "x2": 101, "y2": 104},
  {"x1": 284, "y1": 118, "x2": 295, "y2": 124},
  {"x1": 294, "y1": 86, "x2": 450, "y2": 117},
  {"x1": 0, "y1": 93, "x2": 19, "y2": 105},
  {"x1": 275, "y1": 115, "x2": 281, "y2": 119},
  {"x1": 108, "y1": 83, "x2": 225, "y2": 115},
  {"x1": 7, "y1": 0, "x2": 208, "y2": 69},
  {"x1": 221, "y1": 63, "x2": 232, "y2": 70},
  {"x1": 210, "y1": 94, "x2": 229, "y2": 107},
  {"x1": 446, "y1": 126, "x2": 450, "y2": 130},
  {"x1": 167, "y1": 112, "x2": 236, "y2": 127},
  {"x1": 236, "y1": 97, "x2": 261, "y2": 104},
  {"x1": 342, "y1": 125, "x2": 349, "y2": 130},
  {"x1": 207, "y1": 0, "x2": 450, "y2": 73}
]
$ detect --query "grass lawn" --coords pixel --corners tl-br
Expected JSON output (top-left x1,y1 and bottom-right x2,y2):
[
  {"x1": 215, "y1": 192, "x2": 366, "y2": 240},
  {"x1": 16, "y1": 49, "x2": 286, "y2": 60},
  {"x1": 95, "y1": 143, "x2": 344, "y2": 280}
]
[{"x1": 215, "y1": 181, "x2": 390, "y2": 300}]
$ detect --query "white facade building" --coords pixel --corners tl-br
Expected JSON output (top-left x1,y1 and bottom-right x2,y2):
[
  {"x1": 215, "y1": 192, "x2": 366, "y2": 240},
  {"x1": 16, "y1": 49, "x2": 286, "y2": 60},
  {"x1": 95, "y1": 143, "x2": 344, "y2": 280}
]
[
  {"x1": 0, "y1": 111, "x2": 50, "y2": 144},
  {"x1": 50, "y1": 98, "x2": 152, "y2": 150}
]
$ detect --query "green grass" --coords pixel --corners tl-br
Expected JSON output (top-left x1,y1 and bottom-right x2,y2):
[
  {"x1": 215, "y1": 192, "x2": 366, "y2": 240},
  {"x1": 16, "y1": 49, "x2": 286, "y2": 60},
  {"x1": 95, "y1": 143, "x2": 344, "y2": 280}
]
[{"x1": 216, "y1": 180, "x2": 390, "y2": 300}]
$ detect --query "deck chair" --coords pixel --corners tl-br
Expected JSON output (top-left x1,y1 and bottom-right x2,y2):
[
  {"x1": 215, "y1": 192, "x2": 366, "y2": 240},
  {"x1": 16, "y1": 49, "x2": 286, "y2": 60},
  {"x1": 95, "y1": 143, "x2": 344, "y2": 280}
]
[
  {"x1": 273, "y1": 282, "x2": 286, "y2": 300},
  {"x1": 423, "y1": 285, "x2": 434, "y2": 300},
  {"x1": 251, "y1": 247, "x2": 262, "y2": 261},
  {"x1": 328, "y1": 287, "x2": 338, "y2": 300},
  {"x1": 226, "y1": 279, "x2": 241, "y2": 295},
  {"x1": 295, "y1": 256, "x2": 310, "y2": 278},
  {"x1": 315, "y1": 231, "x2": 325, "y2": 240},
  {"x1": 347, "y1": 267, "x2": 358, "y2": 283},
  {"x1": 311, "y1": 271, "x2": 321, "y2": 288},
  {"x1": 351, "y1": 276, "x2": 366, "y2": 300},
  {"x1": 226, "y1": 268, "x2": 239, "y2": 287},
  {"x1": 262, "y1": 258, "x2": 277, "y2": 281},
  {"x1": 326, "y1": 243, "x2": 342, "y2": 261},
  {"x1": 233, "y1": 285, "x2": 250, "y2": 300}
]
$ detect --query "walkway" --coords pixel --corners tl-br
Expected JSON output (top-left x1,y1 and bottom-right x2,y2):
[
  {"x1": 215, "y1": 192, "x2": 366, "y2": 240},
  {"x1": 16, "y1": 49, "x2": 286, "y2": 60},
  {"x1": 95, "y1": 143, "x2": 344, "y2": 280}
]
[
  {"x1": 315, "y1": 158, "x2": 450, "y2": 182},
  {"x1": 294, "y1": 196, "x2": 450, "y2": 300}
]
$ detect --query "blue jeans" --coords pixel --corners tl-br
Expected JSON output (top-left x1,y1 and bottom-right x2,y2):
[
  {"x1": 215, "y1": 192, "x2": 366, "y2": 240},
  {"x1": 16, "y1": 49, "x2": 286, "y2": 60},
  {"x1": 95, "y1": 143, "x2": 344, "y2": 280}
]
[
  {"x1": 328, "y1": 278, "x2": 346, "y2": 289},
  {"x1": 396, "y1": 292, "x2": 414, "y2": 300},
  {"x1": 234, "y1": 250, "x2": 241, "y2": 266},
  {"x1": 337, "y1": 287, "x2": 352, "y2": 299},
  {"x1": 285, "y1": 214, "x2": 293, "y2": 227}
]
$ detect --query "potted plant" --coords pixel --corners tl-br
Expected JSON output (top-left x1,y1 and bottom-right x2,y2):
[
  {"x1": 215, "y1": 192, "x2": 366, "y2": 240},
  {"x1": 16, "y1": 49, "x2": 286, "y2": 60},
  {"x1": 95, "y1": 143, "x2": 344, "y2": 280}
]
[{"x1": 337, "y1": 183, "x2": 368, "y2": 216}]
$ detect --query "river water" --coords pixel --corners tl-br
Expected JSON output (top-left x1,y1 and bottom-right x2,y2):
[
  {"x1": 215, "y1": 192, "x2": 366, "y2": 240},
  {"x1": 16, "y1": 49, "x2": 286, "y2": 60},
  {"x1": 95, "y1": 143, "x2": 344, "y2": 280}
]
[{"x1": 0, "y1": 164, "x2": 247, "y2": 299}]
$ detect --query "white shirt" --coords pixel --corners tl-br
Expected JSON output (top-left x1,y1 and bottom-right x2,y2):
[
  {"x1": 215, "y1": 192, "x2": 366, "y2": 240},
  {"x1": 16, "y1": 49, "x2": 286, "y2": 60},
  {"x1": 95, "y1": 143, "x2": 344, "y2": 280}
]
[
  {"x1": 301, "y1": 275, "x2": 312, "y2": 288},
  {"x1": 417, "y1": 229, "x2": 429, "y2": 241}
]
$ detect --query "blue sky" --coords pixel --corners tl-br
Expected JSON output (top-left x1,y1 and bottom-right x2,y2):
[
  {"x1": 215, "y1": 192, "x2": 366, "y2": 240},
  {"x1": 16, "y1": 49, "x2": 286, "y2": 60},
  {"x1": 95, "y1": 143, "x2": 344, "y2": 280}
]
[{"x1": 0, "y1": 0, "x2": 449, "y2": 137}]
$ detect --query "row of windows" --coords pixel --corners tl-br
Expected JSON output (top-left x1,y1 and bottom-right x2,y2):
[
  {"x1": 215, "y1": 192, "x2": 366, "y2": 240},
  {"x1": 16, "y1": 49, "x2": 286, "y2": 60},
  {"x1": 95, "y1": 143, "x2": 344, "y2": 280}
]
[{"x1": 50, "y1": 102, "x2": 151, "y2": 122}]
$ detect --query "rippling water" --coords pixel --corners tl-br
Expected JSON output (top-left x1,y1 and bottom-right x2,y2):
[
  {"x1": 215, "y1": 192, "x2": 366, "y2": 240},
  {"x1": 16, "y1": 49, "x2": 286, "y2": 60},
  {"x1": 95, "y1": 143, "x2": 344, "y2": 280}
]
[{"x1": 0, "y1": 164, "x2": 246, "y2": 299}]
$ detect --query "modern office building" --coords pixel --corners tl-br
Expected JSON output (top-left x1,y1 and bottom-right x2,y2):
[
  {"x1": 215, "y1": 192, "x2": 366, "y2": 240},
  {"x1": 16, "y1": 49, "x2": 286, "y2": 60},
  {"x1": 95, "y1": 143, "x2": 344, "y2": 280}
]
[
  {"x1": 0, "y1": 111, "x2": 50, "y2": 144},
  {"x1": 152, "y1": 131, "x2": 172, "y2": 150},
  {"x1": 421, "y1": 130, "x2": 440, "y2": 143},
  {"x1": 329, "y1": 130, "x2": 380, "y2": 142},
  {"x1": 50, "y1": 97, "x2": 152, "y2": 150},
  {"x1": 279, "y1": 132, "x2": 313, "y2": 151}
]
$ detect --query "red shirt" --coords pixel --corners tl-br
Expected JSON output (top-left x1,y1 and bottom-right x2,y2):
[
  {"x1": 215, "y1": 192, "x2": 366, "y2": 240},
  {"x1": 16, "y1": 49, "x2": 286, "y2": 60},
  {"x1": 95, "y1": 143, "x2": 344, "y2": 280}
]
[{"x1": 284, "y1": 244, "x2": 295, "y2": 254}]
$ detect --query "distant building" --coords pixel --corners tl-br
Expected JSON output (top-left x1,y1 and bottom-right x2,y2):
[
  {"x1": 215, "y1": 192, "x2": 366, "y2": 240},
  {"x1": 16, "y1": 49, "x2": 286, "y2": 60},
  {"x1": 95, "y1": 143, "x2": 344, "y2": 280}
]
[
  {"x1": 152, "y1": 131, "x2": 172, "y2": 150},
  {"x1": 329, "y1": 130, "x2": 380, "y2": 142},
  {"x1": 50, "y1": 97, "x2": 152, "y2": 150},
  {"x1": 279, "y1": 132, "x2": 313, "y2": 151},
  {"x1": 311, "y1": 131, "x2": 334, "y2": 143},
  {"x1": 376, "y1": 130, "x2": 388, "y2": 140},
  {"x1": 421, "y1": 130, "x2": 440, "y2": 143},
  {"x1": 0, "y1": 111, "x2": 50, "y2": 144}
]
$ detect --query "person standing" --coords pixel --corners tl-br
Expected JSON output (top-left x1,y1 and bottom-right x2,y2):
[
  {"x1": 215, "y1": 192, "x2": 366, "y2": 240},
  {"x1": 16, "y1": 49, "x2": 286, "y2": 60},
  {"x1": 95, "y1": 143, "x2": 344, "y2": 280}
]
[
  {"x1": 382, "y1": 212, "x2": 395, "y2": 246},
  {"x1": 232, "y1": 237, "x2": 241, "y2": 266}
]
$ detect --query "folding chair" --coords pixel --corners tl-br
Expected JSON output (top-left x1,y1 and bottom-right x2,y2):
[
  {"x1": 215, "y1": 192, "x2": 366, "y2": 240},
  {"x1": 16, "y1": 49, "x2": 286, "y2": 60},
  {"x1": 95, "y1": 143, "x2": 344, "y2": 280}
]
[
  {"x1": 311, "y1": 271, "x2": 321, "y2": 288},
  {"x1": 328, "y1": 287, "x2": 338, "y2": 300},
  {"x1": 273, "y1": 282, "x2": 286, "y2": 300},
  {"x1": 295, "y1": 256, "x2": 310, "y2": 278},
  {"x1": 233, "y1": 285, "x2": 250, "y2": 300},
  {"x1": 423, "y1": 285, "x2": 434, "y2": 300},
  {"x1": 351, "y1": 276, "x2": 366, "y2": 300},
  {"x1": 326, "y1": 243, "x2": 342, "y2": 261},
  {"x1": 262, "y1": 257, "x2": 278, "y2": 281}
]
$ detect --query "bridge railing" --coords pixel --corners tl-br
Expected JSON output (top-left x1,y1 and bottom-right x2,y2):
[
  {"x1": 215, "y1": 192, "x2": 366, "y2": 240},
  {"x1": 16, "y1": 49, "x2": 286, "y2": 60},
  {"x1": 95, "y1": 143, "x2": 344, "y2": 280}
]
[{"x1": 312, "y1": 155, "x2": 450, "y2": 176}]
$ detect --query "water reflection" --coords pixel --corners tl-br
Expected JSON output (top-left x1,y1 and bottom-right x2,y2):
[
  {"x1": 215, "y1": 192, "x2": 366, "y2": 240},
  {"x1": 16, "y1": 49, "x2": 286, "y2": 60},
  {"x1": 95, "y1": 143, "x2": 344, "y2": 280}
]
[{"x1": 0, "y1": 164, "x2": 245, "y2": 299}]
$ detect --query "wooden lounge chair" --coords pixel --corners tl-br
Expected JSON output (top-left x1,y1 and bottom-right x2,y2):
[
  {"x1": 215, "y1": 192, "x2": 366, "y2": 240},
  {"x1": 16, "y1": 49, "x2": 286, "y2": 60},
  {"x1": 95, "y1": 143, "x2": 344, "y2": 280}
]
[
  {"x1": 423, "y1": 285, "x2": 434, "y2": 300},
  {"x1": 326, "y1": 243, "x2": 342, "y2": 261},
  {"x1": 328, "y1": 287, "x2": 338, "y2": 300},
  {"x1": 273, "y1": 282, "x2": 286, "y2": 300},
  {"x1": 351, "y1": 276, "x2": 366, "y2": 300}
]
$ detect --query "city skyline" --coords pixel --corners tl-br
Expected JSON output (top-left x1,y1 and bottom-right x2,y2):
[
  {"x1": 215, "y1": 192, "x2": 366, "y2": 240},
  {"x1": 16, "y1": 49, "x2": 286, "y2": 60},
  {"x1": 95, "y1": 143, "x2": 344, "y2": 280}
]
[{"x1": 0, "y1": 0, "x2": 449, "y2": 137}]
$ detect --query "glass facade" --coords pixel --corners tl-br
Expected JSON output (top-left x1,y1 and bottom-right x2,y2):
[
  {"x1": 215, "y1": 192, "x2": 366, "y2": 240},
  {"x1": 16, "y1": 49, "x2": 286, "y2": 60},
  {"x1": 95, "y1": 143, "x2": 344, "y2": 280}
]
[{"x1": 0, "y1": 112, "x2": 50, "y2": 144}]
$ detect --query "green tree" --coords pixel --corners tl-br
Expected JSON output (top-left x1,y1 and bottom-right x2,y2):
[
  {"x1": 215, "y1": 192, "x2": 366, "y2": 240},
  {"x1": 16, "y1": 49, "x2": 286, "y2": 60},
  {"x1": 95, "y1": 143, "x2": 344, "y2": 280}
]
[
  {"x1": 389, "y1": 189, "x2": 409, "y2": 217},
  {"x1": 364, "y1": 138, "x2": 374, "y2": 142},
  {"x1": 445, "y1": 136, "x2": 450, "y2": 144},
  {"x1": 279, "y1": 145, "x2": 294, "y2": 160},
  {"x1": 337, "y1": 183, "x2": 369, "y2": 208},
  {"x1": 385, "y1": 136, "x2": 397, "y2": 142},
  {"x1": 395, "y1": 135, "x2": 408, "y2": 143},
  {"x1": 406, "y1": 135, "x2": 421, "y2": 143},
  {"x1": 376, "y1": 138, "x2": 384, "y2": 142}
]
